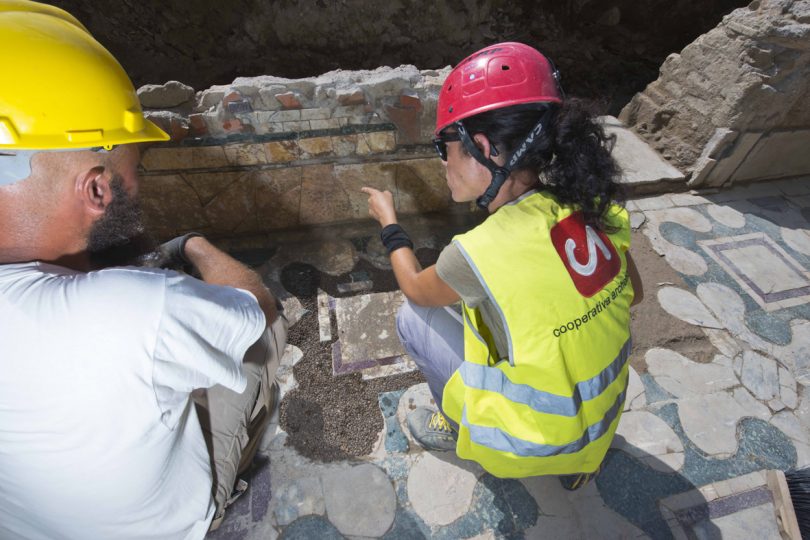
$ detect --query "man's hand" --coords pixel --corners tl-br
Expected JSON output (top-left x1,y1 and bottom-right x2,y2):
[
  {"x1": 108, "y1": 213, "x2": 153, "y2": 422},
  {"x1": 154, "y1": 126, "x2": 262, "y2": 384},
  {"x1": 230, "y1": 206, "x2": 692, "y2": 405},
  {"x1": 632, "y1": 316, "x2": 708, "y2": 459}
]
[
  {"x1": 150, "y1": 233, "x2": 202, "y2": 270},
  {"x1": 361, "y1": 187, "x2": 397, "y2": 227}
]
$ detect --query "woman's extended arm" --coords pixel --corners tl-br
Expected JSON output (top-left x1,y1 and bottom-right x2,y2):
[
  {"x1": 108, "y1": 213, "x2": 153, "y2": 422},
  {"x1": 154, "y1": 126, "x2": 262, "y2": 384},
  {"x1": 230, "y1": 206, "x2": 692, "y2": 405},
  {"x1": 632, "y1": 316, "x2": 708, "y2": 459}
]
[
  {"x1": 626, "y1": 252, "x2": 644, "y2": 307},
  {"x1": 361, "y1": 186, "x2": 460, "y2": 307}
]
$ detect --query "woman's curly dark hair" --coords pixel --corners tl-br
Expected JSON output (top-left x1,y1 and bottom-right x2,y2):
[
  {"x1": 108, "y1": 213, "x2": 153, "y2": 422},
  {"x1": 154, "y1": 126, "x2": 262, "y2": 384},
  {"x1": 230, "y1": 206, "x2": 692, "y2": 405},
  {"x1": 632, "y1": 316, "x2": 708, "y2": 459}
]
[{"x1": 459, "y1": 99, "x2": 624, "y2": 230}]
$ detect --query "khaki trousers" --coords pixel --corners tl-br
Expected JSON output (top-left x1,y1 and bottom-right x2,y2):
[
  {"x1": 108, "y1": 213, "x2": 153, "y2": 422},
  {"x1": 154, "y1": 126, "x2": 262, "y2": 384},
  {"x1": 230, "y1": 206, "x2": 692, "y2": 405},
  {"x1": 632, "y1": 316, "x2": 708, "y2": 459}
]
[{"x1": 193, "y1": 313, "x2": 288, "y2": 530}]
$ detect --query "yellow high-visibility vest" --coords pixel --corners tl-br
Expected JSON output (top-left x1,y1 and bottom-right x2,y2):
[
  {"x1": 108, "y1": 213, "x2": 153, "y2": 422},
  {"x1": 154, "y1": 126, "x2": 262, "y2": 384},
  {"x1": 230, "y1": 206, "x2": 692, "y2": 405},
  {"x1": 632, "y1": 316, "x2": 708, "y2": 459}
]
[{"x1": 442, "y1": 190, "x2": 633, "y2": 478}]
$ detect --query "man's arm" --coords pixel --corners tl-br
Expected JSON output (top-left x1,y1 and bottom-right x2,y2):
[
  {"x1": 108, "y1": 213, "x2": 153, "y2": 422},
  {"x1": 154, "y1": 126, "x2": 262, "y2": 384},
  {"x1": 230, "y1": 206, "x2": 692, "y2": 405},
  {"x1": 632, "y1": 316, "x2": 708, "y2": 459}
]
[{"x1": 183, "y1": 236, "x2": 278, "y2": 325}]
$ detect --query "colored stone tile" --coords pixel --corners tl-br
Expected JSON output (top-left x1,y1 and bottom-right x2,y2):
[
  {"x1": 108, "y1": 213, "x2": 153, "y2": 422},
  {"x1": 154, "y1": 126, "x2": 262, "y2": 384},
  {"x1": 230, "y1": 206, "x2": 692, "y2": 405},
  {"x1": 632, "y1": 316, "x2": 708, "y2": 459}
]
[
  {"x1": 656, "y1": 286, "x2": 722, "y2": 329},
  {"x1": 297, "y1": 164, "x2": 349, "y2": 225},
  {"x1": 279, "y1": 515, "x2": 342, "y2": 540},
  {"x1": 298, "y1": 136, "x2": 334, "y2": 159},
  {"x1": 740, "y1": 350, "x2": 780, "y2": 401},
  {"x1": 333, "y1": 291, "x2": 408, "y2": 372},
  {"x1": 625, "y1": 365, "x2": 647, "y2": 411},
  {"x1": 357, "y1": 131, "x2": 396, "y2": 154},
  {"x1": 139, "y1": 174, "x2": 208, "y2": 238},
  {"x1": 255, "y1": 167, "x2": 302, "y2": 231},
  {"x1": 332, "y1": 162, "x2": 397, "y2": 221},
  {"x1": 395, "y1": 158, "x2": 452, "y2": 215},
  {"x1": 396, "y1": 383, "x2": 437, "y2": 450},
  {"x1": 689, "y1": 501, "x2": 781, "y2": 539},
  {"x1": 224, "y1": 143, "x2": 268, "y2": 166},
  {"x1": 640, "y1": 373, "x2": 676, "y2": 404},
  {"x1": 142, "y1": 145, "x2": 230, "y2": 171},
  {"x1": 699, "y1": 233, "x2": 810, "y2": 311},
  {"x1": 272, "y1": 476, "x2": 325, "y2": 526},
  {"x1": 646, "y1": 348, "x2": 736, "y2": 398},
  {"x1": 300, "y1": 107, "x2": 331, "y2": 121},
  {"x1": 202, "y1": 172, "x2": 257, "y2": 234},
  {"x1": 330, "y1": 134, "x2": 358, "y2": 157},
  {"x1": 408, "y1": 452, "x2": 479, "y2": 526},
  {"x1": 264, "y1": 140, "x2": 299, "y2": 163},
  {"x1": 614, "y1": 411, "x2": 685, "y2": 472},
  {"x1": 321, "y1": 463, "x2": 396, "y2": 537},
  {"x1": 378, "y1": 390, "x2": 410, "y2": 454}
]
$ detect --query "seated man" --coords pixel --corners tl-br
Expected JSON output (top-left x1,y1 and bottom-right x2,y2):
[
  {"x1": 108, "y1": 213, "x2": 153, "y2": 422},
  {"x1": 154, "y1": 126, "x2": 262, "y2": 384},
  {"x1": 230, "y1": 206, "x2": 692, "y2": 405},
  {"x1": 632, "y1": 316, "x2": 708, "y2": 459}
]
[{"x1": 0, "y1": 2, "x2": 286, "y2": 538}]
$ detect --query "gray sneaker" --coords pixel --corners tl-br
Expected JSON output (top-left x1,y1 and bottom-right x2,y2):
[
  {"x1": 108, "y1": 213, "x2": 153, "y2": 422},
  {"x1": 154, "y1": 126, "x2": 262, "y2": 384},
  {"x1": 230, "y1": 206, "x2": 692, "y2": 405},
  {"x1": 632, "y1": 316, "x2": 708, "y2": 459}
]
[{"x1": 407, "y1": 407, "x2": 458, "y2": 451}]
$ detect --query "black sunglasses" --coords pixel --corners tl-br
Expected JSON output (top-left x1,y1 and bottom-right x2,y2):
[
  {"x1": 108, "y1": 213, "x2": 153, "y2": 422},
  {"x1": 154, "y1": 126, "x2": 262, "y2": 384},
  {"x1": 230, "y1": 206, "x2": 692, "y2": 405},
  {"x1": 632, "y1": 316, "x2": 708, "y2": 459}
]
[
  {"x1": 432, "y1": 129, "x2": 500, "y2": 161},
  {"x1": 432, "y1": 131, "x2": 461, "y2": 161}
]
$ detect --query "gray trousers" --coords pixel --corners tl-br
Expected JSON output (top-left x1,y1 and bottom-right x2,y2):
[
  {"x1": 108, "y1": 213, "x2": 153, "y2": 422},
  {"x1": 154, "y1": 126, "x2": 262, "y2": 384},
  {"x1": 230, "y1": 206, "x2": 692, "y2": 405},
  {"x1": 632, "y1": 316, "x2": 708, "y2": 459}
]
[
  {"x1": 396, "y1": 301, "x2": 464, "y2": 429},
  {"x1": 193, "y1": 314, "x2": 288, "y2": 529}
]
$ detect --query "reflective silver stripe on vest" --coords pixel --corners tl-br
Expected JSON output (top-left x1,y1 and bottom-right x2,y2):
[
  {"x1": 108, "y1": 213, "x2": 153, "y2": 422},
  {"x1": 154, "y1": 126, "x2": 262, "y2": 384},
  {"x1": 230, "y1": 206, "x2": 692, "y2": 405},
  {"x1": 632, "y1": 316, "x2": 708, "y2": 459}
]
[
  {"x1": 458, "y1": 338, "x2": 631, "y2": 417},
  {"x1": 461, "y1": 389, "x2": 627, "y2": 457}
]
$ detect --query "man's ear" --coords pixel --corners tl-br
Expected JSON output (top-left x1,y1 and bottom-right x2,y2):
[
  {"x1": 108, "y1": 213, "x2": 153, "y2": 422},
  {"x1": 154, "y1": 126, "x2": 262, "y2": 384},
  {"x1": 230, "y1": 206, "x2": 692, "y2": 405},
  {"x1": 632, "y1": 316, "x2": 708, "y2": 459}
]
[{"x1": 76, "y1": 166, "x2": 111, "y2": 216}]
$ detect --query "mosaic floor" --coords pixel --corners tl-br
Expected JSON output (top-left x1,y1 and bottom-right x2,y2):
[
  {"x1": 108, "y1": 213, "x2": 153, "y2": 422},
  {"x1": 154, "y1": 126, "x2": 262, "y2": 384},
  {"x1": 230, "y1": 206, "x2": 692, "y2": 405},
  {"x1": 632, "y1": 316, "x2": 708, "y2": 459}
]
[{"x1": 207, "y1": 177, "x2": 810, "y2": 540}]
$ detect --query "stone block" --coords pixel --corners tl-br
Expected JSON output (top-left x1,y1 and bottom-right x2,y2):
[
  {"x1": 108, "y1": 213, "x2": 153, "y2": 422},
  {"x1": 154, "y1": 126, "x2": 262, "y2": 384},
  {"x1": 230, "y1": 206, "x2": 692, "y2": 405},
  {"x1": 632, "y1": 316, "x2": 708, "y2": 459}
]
[
  {"x1": 223, "y1": 143, "x2": 268, "y2": 166},
  {"x1": 282, "y1": 121, "x2": 310, "y2": 132},
  {"x1": 309, "y1": 118, "x2": 342, "y2": 130},
  {"x1": 201, "y1": 172, "x2": 257, "y2": 234},
  {"x1": 256, "y1": 167, "x2": 302, "y2": 230},
  {"x1": 334, "y1": 162, "x2": 397, "y2": 220},
  {"x1": 332, "y1": 105, "x2": 368, "y2": 118},
  {"x1": 139, "y1": 174, "x2": 207, "y2": 238},
  {"x1": 702, "y1": 131, "x2": 762, "y2": 187},
  {"x1": 270, "y1": 109, "x2": 302, "y2": 122},
  {"x1": 195, "y1": 87, "x2": 227, "y2": 112},
  {"x1": 300, "y1": 107, "x2": 332, "y2": 121},
  {"x1": 188, "y1": 114, "x2": 208, "y2": 136},
  {"x1": 689, "y1": 128, "x2": 738, "y2": 186},
  {"x1": 298, "y1": 164, "x2": 345, "y2": 225},
  {"x1": 385, "y1": 105, "x2": 422, "y2": 145},
  {"x1": 298, "y1": 136, "x2": 334, "y2": 159},
  {"x1": 336, "y1": 86, "x2": 367, "y2": 106},
  {"x1": 275, "y1": 91, "x2": 303, "y2": 109},
  {"x1": 264, "y1": 140, "x2": 299, "y2": 163},
  {"x1": 183, "y1": 170, "x2": 246, "y2": 206},
  {"x1": 226, "y1": 99, "x2": 253, "y2": 115},
  {"x1": 144, "y1": 111, "x2": 189, "y2": 142},
  {"x1": 141, "y1": 145, "x2": 229, "y2": 171},
  {"x1": 601, "y1": 116, "x2": 685, "y2": 188},
  {"x1": 334, "y1": 291, "x2": 407, "y2": 364},
  {"x1": 221, "y1": 118, "x2": 245, "y2": 133},
  {"x1": 394, "y1": 158, "x2": 451, "y2": 214},
  {"x1": 732, "y1": 129, "x2": 810, "y2": 183},
  {"x1": 138, "y1": 80, "x2": 195, "y2": 109},
  {"x1": 356, "y1": 131, "x2": 396, "y2": 154},
  {"x1": 331, "y1": 134, "x2": 358, "y2": 157}
]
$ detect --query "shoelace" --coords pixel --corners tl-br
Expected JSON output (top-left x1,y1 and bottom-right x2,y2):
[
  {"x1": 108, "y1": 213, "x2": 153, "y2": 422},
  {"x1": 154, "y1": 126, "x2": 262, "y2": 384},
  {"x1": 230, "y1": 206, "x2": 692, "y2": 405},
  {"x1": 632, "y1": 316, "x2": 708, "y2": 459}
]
[{"x1": 428, "y1": 412, "x2": 454, "y2": 434}]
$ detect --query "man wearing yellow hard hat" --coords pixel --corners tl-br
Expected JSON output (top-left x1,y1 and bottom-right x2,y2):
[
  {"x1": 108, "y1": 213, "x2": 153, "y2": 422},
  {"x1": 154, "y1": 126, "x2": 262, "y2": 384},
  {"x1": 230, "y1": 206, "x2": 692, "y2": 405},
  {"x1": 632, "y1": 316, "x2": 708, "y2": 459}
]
[{"x1": 0, "y1": 1, "x2": 287, "y2": 537}]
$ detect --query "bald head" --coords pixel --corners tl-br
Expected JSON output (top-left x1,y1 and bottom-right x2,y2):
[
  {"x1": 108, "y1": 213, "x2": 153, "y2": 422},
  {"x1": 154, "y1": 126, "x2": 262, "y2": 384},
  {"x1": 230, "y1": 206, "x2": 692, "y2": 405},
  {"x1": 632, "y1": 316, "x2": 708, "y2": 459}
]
[{"x1": 0, "y1": 144, "x2": 145, "y2": 268}]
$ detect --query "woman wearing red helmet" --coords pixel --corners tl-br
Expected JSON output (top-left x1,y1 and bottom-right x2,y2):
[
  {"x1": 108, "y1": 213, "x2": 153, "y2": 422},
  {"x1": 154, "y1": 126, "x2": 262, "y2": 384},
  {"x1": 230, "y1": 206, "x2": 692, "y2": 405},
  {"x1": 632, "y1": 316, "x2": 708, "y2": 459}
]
[{"x1": 362, "y1": 42, "x2": 643, "y2": 485}]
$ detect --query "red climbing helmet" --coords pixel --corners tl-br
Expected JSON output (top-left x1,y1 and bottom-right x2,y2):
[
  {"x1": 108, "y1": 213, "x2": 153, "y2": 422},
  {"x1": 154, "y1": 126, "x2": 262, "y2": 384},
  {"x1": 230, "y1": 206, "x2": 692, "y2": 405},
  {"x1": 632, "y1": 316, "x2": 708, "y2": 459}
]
[{"x1": 435, "y1": 42, "x2": 563, "y2": 135}]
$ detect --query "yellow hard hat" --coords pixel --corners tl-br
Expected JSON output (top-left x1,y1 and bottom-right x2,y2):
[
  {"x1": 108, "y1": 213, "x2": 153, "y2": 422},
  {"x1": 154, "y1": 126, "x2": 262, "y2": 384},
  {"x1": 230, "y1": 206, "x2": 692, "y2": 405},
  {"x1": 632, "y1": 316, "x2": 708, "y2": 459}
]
[{"x1": 0, "y1": 0, "x2": 169, "y2": 150}]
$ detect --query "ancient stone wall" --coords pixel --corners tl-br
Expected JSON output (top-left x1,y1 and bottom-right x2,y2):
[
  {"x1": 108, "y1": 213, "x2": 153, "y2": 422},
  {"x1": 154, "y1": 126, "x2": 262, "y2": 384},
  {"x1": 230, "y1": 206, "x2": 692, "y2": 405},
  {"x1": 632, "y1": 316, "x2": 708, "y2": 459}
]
[
  {"x1": 620, "y1": 0, "x2": 810, "y2": 187},
  {"x1": 138, "y1": 67, "x2": 454, "y2": 239}
]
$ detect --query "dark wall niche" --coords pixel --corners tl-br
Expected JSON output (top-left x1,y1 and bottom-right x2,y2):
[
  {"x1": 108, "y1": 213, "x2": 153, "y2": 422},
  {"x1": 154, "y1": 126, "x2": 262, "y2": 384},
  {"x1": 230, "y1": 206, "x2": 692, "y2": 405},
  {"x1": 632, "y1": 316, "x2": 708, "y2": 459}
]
[{"x1": 51, "y1": 0, "x2": 748, "y2": 114}]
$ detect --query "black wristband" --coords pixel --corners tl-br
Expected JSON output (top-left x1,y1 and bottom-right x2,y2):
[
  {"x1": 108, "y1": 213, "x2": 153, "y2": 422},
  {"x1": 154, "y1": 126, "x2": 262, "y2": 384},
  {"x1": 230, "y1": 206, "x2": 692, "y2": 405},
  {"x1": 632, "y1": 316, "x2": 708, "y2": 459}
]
[{"x1": 380, "y1": 224, "x2": 414, "y2": 255}]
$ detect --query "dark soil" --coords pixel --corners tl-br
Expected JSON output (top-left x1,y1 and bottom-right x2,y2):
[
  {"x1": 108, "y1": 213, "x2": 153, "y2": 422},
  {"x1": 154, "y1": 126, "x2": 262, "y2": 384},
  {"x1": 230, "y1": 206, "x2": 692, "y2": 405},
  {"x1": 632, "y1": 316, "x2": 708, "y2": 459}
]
[
  {"x1": 278, "y1": 251, "x2": 437, "y2": 462},
  {"x1": 627, "y1": 230, "x2": 718, "y2": 372}
]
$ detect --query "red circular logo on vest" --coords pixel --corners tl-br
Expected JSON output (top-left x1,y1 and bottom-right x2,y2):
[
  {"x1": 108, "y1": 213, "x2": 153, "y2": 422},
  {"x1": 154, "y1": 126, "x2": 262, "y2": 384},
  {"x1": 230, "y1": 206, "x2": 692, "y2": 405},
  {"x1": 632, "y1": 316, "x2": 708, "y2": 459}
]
[{"x1": 550, "y1": 212, "x2": 620, "y2": 297}]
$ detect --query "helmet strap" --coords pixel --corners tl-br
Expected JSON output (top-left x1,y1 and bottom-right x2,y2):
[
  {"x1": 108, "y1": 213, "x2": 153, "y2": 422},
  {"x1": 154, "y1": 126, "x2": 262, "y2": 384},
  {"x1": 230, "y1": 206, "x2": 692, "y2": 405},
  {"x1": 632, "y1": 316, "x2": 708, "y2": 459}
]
[{"x1": 456, "y1": 107, "x2": 555, "y2": 210}]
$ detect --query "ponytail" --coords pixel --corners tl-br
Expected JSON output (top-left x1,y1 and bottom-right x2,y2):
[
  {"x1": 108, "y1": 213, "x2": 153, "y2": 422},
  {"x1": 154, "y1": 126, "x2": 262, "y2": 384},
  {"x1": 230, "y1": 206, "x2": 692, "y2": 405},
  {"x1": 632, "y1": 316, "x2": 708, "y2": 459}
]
[{"x1": 460, "y1": 99, "x2": 623, "y2": 230}]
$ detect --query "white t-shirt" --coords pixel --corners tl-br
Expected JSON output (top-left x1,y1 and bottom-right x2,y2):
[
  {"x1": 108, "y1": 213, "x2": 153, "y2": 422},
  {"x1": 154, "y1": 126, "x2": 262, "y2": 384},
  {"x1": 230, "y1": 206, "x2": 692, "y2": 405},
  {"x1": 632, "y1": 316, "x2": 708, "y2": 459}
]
[{"x1": 0, "y1": 262, "x2": 266, "y2": 540}]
